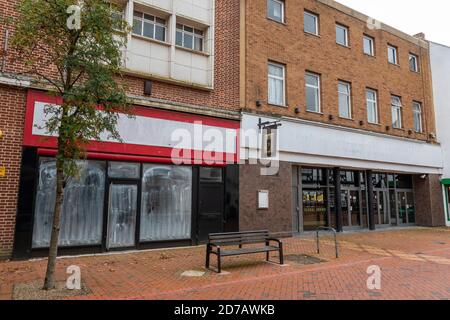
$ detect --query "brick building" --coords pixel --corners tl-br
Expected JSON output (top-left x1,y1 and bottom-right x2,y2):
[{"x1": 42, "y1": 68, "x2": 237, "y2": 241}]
[
  {"x1": 0, "y1": 0, "x2": 447, "y2": 260},
  {"x1": 239, "y1": 0, "x2": 445, "y2": 235},
  {"x1": 0, "y1": 0, "x2": 242, "y2": 259}
]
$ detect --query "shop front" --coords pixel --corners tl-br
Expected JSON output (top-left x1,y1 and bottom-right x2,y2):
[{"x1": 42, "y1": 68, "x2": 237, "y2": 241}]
[
  {"x1": 12, "y1": 91, "x2": 240, "y2": 258},
  {"x1": 291, "y1": 167, "x2": 416, "y2": 233}
]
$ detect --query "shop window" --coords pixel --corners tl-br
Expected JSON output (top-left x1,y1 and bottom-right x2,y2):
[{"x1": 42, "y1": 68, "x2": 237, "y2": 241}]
[
  {"x1": 372, "y1": 173, "x2": 388, "y2": 189},
  {"x1": 301, "y1": 168, "x2": 325, "y2": 185},
  {"x1": 32, "y1": 159, "x2": 106, "y2": 248},
  {"x1": 340, "y1": 171, "x2": 357, "y2": 186},
  {"x1": 108, "y1": 162, "x2": 140, "y2": 179},
  {"x1": 140, "y1": 165, "x2": 192, "y2": 242}
]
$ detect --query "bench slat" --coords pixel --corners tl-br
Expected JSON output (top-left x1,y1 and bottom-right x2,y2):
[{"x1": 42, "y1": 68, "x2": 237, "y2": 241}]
[{"x1": 218, "y1": 246, "x2": 279, "y2": 256}]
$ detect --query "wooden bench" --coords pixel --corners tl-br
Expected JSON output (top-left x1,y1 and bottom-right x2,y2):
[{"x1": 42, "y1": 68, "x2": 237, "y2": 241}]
[{"x1": 205, "y1": 230, "x2": 284, "y2": 273}]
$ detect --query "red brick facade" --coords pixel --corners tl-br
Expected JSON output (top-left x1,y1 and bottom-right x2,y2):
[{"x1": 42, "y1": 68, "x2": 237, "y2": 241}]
[
  {"x1": 0, "y1": 0, "x2": 241, "y2": 259},
  {"x1": 0, "y1": 85, "x2": 26, "y2": 259},
  {"x1": 244, "y1": 0, "x2": 436, "y2": 141}
]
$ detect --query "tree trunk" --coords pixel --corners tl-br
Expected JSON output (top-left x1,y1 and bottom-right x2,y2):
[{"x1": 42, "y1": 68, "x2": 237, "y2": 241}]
[{"x1": 43, "y1": 157, "x2": 65, "y2": 290}]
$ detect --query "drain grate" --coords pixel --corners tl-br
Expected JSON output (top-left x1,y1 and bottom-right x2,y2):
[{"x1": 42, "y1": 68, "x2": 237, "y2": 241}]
[{"x1": 285, "y1": 254, "x2": 326, "y2": 265}]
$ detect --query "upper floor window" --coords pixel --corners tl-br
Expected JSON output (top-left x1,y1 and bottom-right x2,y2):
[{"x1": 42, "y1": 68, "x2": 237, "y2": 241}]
[
  {"x1": 366, "y1": 89, "x2": 378, "y2": 124},
  {"x1": 388, "y1": 45, "x2": 398, "y2": 64},
  {"x1": 338, "y1": 81, "x2": 352, "y2": 119},
  {"x1": 391, "y1": 95, "x2": 403, "y2": 129},
  {"x1": 304, "y1": 11, "x2": 319, "y2": 35},
  {"x1": 409, "y1": 53, "x2": 419, "y2": 72},
  {"x1": 176, "y1": 24, "x2": 204, "y2": 52},
  {"x1": 363, "y1": 35, "x2": 374, "y2": 56},
  {"x1": 336, "y1": 24, "x2": 349, "y2": 46},
  {"x1": 268, "y1": 62, "x2": 286, "y2": 106},
  {"x1": 268, "y1": 0, "x2": 284, "y2": 23},
  {"x1": 305, "y1": 72, "x2": 321, "y2": 112},
  {"x1": 413, "y1": 101, "x2": 423, "y2": 133},
  {"x1": 132, "y1": 11, "x2": 166, "y2": 42}
]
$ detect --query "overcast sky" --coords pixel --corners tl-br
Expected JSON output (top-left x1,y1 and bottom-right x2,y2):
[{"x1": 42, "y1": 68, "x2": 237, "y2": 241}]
[{"x1": 335, "y1": 0, "x2": 450, "y2": 46}]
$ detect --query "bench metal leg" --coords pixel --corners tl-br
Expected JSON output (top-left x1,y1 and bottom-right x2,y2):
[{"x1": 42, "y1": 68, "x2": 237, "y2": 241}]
[
  {"x1": 279, "y1": 242, "x2": 284, "y2": 265},
  {"x1": 265, "y1": 241, "x2": 270, "y2": 261},
  {"x1": 217, "y1": 248, "x2": 221, "y2": 273},
  {"x1": 205, "y1": 245, "x2": 210, "y2": 269}
]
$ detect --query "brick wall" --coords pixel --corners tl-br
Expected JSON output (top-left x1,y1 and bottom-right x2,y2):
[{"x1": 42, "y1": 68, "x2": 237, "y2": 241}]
[
  {"x1": 413, "y1": 174, "x2": 445, "y2": 227},
  {"x1": 239, "y1": 162, "x2": 293, "y2": 236},
  {"x1": 0, "y1": 85, "x2": 26, "y2": 259},
  {"x1": 245, "y1": 0, "x2": 436, "y2": 141},
  {"x1": 0, "y1": 0, "x2": 241, "y2": 112}
]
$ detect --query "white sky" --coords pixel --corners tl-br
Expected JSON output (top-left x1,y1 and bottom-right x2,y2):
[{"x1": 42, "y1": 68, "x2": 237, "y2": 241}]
[{"x1": 335, "y1": 0, "x2": 450, "y2": 46}]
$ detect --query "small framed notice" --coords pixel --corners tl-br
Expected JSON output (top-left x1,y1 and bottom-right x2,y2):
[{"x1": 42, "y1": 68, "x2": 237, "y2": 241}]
[
  {"x1": 0, "y1": 166, "x2": 5, "y2": 178},
  {"x1": 258, "y1": 190, "x2": 269, "y2": 209}
]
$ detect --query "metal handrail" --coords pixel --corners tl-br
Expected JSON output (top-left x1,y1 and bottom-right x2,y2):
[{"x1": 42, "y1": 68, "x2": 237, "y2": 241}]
[{"x1": 316, "y1": 227, "x2": 339, "y2": 259}]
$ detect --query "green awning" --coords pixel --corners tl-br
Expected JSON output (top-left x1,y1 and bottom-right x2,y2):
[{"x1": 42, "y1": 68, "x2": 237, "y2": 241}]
[{"x1": 440, "y1": 178, "x2": 450, "y2": 185}]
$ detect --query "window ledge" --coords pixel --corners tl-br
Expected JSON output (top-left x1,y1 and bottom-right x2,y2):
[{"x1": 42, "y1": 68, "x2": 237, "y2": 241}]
[
  {"x1": 306, "y1": 110, "x2": 324, "y2": 115},
  {"x1": 339, "y1": 116, "x2": 354, "y2": 121},
  {"x1": 267, "y1": 17, "x2": 287, "y2": 25},
  {"x1": 337, "y1": 43, "x2": 351, "y2": 49},
  {"x1": 364, "y1": 53, "x2": 376, "y2": 58},
  {"x1": 410, "y1": 70, "x2": 421, "y2": 74},
  {"x1": 388, "y1": 62, "x2": 400, "y2": 67},
  {"x1": 131, "y1": 34, "x2": 171, "y2": 47},
  {"x1": 393, "y1": 127, "x2": 405, "y2": 131},
  {"x1": 304, "y1": 31, "x2": 321, "y2": 38},
  {"x1": 268, "y1": 103, "x2": 289, "y2": 108},
  {"x1": 368, "y1": 122, "x2": 382, "y2": 126},
  {"x1": 175, "y1": 45, "x2": 210, "y2": 57}
]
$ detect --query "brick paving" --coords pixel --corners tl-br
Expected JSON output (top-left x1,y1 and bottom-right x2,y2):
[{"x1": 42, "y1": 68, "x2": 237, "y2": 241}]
[{"x1": 0, "y1": 227, "x2": 449, "y2": 300}]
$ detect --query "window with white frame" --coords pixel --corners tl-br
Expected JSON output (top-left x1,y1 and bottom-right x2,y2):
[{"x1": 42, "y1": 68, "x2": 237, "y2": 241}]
[
  {"x1": 305, "y1": 72, "x2": 321, "y2": 112},
  {"x1": 176, "y1": 23, "x2": 205, "y2": 52},
  {"x1": 338, "y1": 81, "x2": 352, "y2": 118},
  {"x1": 132, "y1": 11, "x2": 167, "y2": 42},
  {"x1": 268, "y1": 62, "x2": 286, "y2": 106},
  {"x1": 363, "y1": 35, "x2": 374, "y2": 56},
  {"x1": 413, "y1": 101, "x2": 423, "y2": 132},
  {"x1": 268, "y1": 0, "x2": 284, "y2": 23},
  {"x1": 336, "y1": 24, "x2": 349, "y2": 46},
  {"x1": 388, "y1": 45, "x2": 398, "y2": 64},
  {"x1": 366, "y1": 89, "x2": 378, "y2": 124},
  {"x1": 304, "y1": 11, "x2": 319, "y2": 35},
  {"x1": 391, "y1": 95, "x2": 403, "y2": 129},
  {"x1": 409, "y1": 53, "x2": 419, "y2": 72}
]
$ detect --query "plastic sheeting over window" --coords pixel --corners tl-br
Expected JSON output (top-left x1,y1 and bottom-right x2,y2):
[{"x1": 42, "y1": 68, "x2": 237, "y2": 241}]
[
  {"x1": 140, "y1": 165, "x2": 192, "y2": 241},
  {"x1": 32, "y1": 159, "x2": 105, "y2": 248}
]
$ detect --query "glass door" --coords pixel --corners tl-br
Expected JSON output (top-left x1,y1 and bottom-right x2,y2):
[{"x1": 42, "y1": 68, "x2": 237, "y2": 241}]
[
  {"x1": 374, "y1": 190, "x2": 390, "y2": 226},
  {"x1": 107, "y1": 182, "x2": 138, "y2": 249},
  {"x1": 302, "y1": 189, "x2": 327, "y2": 231},
  {"x1": 349, "y1": 190, "x2": 361, "y2": 227}
]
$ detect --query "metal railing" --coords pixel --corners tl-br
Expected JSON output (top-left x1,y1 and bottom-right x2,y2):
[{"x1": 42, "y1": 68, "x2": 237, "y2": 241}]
[{"x1": 316, "y1": 227, "x2": 339, "y2": 259}]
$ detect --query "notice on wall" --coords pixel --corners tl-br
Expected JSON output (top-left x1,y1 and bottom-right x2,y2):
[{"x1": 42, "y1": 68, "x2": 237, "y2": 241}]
[
  {"x1": 258, "y1": 190, "x2": 269, "y2": 209},
  {"x1": 0, "y1": 166, "x2": 5, "y2": 177}
]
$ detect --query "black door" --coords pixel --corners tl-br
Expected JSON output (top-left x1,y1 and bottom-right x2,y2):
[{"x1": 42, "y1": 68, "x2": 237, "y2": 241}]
[{"x1": 197, "y1": 167, "x2": 225, "y2": 242}]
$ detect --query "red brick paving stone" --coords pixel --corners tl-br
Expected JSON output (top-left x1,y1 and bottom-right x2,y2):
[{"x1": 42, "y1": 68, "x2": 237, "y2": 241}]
[{"x1": 0, "y1": 228, "x2": 449, "y2": 300}]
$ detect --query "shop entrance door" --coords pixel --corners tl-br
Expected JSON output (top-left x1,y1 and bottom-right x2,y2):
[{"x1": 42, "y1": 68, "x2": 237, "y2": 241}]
[
  {"x1": 341, "y1": 189, "x2": 362, "y2": 228},
  {"x1": 373, "y1": 190, "x2": 391, "y2": 226},
  {"x1": 197, "y1": 168, "x2": 225, "y2": 243},
  {"x1": 396, "y1": 191, "x2": 415, "y2": 225},
  {"x1": 302, "y1": 189, "x2": 328, "y2": 231},
  {"x1": 106, "y1": 182, "x2": 138, "y2": 249}
]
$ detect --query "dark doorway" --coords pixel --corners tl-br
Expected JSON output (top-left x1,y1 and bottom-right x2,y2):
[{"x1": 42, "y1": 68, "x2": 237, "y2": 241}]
[{"x1": 196, "y1": 167, "x2": 225, "y2": 242}]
